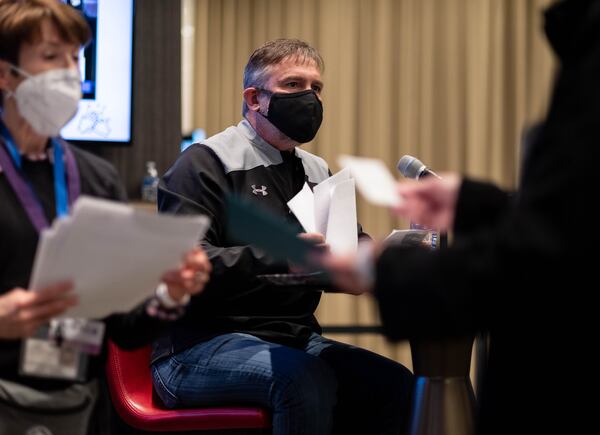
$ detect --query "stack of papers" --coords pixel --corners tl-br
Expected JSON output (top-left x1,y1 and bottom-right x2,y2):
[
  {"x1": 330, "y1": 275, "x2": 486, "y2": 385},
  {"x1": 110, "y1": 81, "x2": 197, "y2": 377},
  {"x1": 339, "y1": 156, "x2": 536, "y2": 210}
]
[
  {"x1": 287, "y1": 168, "x2": 357, "y2": 255},
  {"x1": 29, "y1": 196, "x2": 210, "y2": 319}
]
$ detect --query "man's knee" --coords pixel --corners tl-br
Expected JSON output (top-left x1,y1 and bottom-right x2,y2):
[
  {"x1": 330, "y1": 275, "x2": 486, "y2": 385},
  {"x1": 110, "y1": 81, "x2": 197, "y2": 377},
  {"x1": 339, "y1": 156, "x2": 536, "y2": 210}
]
[
  {"x1": 273, "y1": 355, "x2": 338, "y2": 411},
  {"x1": 374, "y1": 361, "x2": 414, "y2": 406}
]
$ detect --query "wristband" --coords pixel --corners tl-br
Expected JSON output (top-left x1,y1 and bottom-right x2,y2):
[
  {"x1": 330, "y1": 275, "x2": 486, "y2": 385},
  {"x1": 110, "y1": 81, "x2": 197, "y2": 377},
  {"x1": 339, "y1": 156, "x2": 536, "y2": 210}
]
[{"x1": 155, "y1": 282, "x2": 190, "y2": 308}]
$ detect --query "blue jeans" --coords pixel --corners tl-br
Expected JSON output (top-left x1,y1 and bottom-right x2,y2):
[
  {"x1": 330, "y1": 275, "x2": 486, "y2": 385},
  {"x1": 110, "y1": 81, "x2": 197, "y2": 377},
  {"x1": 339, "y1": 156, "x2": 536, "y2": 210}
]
[{"x1": 152, "y1": 332, "x2": 413, "y2": 435}]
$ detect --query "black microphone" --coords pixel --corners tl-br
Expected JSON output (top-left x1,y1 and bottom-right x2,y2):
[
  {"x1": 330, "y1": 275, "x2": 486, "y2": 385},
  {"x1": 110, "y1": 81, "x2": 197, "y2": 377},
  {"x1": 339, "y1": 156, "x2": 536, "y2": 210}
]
[{"x1": 397, "y1": 155, "x2": 441, "y2": 179}]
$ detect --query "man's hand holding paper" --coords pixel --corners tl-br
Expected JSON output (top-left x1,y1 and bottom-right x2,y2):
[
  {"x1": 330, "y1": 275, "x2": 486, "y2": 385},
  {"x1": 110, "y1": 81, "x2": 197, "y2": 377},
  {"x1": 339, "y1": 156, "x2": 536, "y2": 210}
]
[{"x1": 288, "y1": 168, "x2": 358, "y2": 256}]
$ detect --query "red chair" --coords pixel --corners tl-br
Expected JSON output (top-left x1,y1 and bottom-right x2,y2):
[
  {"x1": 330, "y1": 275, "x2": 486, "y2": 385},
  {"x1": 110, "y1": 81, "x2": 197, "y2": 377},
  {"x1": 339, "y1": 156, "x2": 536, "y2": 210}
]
[{"x1": 105, "y1": 340, "x2": 271, "y2": 432}]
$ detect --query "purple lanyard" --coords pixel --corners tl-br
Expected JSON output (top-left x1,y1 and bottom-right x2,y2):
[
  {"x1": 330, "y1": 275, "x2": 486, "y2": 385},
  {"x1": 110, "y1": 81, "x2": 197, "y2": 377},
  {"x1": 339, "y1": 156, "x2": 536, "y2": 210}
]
[{"x1": 0, "y1": 133, "x2": 81, "y2": 234}]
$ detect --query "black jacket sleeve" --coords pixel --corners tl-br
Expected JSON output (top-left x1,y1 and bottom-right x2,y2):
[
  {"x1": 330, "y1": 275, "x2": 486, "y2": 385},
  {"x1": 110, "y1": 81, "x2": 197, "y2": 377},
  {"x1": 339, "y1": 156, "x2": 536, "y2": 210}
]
[
  {"x1": 103, "y1": 303, "x2": 174, "y2": 349},
  {"x1": 453, "y1": 178, "x2": 513, "y2": 237},
  {"x1": 157, "y1": 144, "x2": 288, "y2": 301},
  {"x1": 375, "y1": 199, "x2": 563, "y2": 340}
]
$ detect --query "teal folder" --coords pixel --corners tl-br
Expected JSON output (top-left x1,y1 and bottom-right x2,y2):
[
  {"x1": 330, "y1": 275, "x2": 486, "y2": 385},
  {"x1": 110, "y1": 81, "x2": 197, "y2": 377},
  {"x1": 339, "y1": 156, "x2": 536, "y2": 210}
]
[{"x1": 226, "y1": 195, "x2": 319, "y2": 267}]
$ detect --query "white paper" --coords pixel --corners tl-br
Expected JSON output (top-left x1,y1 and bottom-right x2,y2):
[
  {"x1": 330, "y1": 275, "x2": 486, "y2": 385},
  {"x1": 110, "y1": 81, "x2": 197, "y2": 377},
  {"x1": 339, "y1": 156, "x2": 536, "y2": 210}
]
[
  {"x1": 30, "y1": 196, "x2": 210, "y2": 319},
  {"x1": 313, "y1": 167, "x2": 351, "y2": 235},
  {"x1": 325, "y1": 178, "x2": 358, "y2": 254},
  {"x1": 287, "y1": 182, "x2": 316, "y2": 233},
  {"x1": 337, "y1": 155, "x2": 403, "y2": 207},
  {"x1": 287, "y1": 168, "x2": 358, "y2": 254}
]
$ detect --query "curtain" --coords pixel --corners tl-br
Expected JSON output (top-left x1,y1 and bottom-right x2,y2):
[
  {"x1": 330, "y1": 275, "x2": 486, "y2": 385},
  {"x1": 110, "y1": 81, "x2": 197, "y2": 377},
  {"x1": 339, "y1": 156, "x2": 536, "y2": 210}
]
[{"x1": 183, "y1": 0, "x2": 555, "y2": 367}]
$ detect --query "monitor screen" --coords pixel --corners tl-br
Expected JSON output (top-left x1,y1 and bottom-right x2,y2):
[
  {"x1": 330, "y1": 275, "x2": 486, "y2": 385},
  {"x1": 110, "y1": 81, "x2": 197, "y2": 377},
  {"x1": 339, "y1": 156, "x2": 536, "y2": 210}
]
[{"x1": 61, "y1": 0, "x2": 134, "y2": 146}]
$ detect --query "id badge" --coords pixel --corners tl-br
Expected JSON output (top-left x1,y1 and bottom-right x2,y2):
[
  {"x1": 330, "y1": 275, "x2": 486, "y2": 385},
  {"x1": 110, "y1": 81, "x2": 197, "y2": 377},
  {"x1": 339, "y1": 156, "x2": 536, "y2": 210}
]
[
  {"x1": 49, "y1": 318, "x2": 105, "y2": 355},
  {"x1": 19, "y1": 326, "x2": 89, "y2": 382}
]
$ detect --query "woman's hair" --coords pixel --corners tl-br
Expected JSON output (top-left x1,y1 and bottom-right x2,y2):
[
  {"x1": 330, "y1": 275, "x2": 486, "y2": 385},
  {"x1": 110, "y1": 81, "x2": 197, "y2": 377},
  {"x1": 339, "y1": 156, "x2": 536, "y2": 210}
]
[{"x1": 0, "y1": 0, "x2": 91, "y2": 65}]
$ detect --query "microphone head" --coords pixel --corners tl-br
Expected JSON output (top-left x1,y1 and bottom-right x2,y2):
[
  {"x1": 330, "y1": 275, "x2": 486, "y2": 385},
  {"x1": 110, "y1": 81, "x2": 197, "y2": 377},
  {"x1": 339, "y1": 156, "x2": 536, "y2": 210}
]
[{"x1": 397, "y1": 155, "x2": 426, "y2": 179}]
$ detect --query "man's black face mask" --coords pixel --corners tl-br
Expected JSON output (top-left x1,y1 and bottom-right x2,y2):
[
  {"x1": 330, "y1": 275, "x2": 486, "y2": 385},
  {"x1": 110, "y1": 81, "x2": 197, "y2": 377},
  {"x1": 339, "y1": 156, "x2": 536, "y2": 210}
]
[{"x1": 261, "y1": 89, "x2": 323, "y2": 143}]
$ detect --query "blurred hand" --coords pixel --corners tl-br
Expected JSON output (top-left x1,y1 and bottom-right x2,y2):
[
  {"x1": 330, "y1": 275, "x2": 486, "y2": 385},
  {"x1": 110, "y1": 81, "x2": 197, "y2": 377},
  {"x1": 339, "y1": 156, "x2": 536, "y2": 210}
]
[
  {"x1": 160, "y1": 247, "x2": 212, "y2": 302},
  {"x1": 290, "y1": 232, "x2": 330, "y2": 273},
  {"x1": 298, "y1": 232, "x2": 329, "y2": 252},
  {"x1": 0, "y1": 282, "x2": 77, "y2": 339},
  {"x1": 321, "y1": 253, "x2": 373, "y2": 296},
  {"x1": 392, "y1": 173, "x2": 462, "y2": 231}
]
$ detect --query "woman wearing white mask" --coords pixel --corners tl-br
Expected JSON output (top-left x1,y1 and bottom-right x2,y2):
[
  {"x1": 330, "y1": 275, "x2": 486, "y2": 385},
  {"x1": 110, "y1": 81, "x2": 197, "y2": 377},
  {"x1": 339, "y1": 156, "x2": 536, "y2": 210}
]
[{"x1": 0, "y1": 1, "x2": 211, "y2": 433}]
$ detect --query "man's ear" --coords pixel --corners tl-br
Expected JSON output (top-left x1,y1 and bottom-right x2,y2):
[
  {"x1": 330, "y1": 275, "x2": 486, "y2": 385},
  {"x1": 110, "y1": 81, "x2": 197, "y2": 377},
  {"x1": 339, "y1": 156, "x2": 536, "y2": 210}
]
[{"x1": 242, "y1": 87, "x2": 261, "y2": 112}]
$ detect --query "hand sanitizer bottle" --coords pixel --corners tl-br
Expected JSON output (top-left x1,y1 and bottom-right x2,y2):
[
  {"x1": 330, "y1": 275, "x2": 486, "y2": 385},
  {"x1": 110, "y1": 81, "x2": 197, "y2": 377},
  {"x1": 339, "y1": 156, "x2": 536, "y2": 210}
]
[{"x1": 141, "y1": 161, "x2": 159, "y2": 203}]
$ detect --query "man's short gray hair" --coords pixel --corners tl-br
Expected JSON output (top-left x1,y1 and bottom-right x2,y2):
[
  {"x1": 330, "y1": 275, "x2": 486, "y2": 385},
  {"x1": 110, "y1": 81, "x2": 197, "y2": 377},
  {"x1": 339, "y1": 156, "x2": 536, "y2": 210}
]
[{"x1": 242, "y1": 38, "x2": 324, "y2": 116}]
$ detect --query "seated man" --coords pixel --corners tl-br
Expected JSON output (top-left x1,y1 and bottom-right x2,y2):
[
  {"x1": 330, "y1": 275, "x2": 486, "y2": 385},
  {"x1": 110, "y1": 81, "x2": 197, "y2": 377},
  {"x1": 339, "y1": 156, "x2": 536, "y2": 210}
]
[{"x1": 152, "y1": 38, "x2": 413, "y2": 435}]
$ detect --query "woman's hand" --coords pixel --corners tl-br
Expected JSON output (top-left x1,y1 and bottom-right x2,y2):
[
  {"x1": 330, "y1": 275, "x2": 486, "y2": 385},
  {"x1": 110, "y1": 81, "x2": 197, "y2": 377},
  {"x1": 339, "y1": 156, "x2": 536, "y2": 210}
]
[
  {"x1": 0, "y1": 282, "x2": 77, "y2": 339},
  {"x1": 160, "y1": 247, "x2": 212, "y2": 302}
]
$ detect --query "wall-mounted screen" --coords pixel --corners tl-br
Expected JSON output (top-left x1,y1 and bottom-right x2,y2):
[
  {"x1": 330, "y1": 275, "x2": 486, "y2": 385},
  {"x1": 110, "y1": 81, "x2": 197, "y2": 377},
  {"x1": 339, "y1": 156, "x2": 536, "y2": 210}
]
[{"x1": 61, "y1": 0, "x2": 134, "y2": 146}]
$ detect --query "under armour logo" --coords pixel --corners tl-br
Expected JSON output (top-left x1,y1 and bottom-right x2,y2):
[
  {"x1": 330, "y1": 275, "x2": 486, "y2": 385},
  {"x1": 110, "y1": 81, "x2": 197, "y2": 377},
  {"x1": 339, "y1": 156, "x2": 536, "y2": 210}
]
[{"x1": 251, "y1": 185, "x2": 268, "y2": 196}]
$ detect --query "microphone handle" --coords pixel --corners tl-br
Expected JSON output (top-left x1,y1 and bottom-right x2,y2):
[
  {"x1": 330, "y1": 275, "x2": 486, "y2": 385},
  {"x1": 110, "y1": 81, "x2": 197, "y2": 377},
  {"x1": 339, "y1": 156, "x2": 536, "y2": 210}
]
[{"x1": 410, "y1": 165, "x2": 446, "y2": 247}]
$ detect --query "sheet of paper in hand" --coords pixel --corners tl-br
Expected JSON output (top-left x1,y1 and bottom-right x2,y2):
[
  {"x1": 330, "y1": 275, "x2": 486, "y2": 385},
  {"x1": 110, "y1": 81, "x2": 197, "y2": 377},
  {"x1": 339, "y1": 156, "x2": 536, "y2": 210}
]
[
  {"x1": 29, "y1": 196, "x2": 211, "y2": 319},
  {"x1": 337, "y1": 154, "x2": 403, "y2": 208},
  {"x1": 287, "y1": 167, "x2": 358, "y2": 255}
]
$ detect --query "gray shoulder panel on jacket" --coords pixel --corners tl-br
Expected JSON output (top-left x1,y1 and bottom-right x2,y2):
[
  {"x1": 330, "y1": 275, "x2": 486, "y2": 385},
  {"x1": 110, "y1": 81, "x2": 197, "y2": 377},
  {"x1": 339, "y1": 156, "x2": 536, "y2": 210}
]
[
  {"x1": 202, "y1": 120, "x2": 331, "y2": 183},
  {"x1": 296, "y1": 148, "x2": 330, "y2": 184},
  {"x1": 202, "y1": 121, "x2": 282, "y2": 174}
]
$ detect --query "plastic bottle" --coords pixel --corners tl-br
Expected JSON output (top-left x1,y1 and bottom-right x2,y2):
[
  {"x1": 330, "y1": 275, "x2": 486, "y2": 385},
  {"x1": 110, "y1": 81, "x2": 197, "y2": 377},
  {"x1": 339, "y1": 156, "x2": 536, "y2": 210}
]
[{"x1": 141, "y1": 161, "x2": 159, "y2": 203}]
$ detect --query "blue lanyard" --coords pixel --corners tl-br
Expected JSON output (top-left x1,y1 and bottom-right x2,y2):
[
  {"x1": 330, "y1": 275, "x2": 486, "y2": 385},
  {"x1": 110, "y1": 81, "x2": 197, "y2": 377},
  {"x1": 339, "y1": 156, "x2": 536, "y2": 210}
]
[
  {"x1": 52, "y1": 138, "x2": 69, "y2": 217},
  {"x1": 0, "y1": 121, "x2": 70, "y2": 224}
]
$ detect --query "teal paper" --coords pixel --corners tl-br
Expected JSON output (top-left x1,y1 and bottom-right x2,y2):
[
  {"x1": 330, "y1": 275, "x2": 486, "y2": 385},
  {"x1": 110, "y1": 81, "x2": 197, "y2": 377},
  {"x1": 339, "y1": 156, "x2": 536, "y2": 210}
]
[{"x1": 226, "y1": 195, "x2": 317, "y2": 267}]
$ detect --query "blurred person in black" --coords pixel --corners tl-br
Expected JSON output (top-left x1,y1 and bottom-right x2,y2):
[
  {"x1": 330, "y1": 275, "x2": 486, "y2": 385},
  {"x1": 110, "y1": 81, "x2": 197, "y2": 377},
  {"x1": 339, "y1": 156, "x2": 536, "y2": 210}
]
[{"x1": 325, "y1": 1, "x2": 600, "y2": 434}]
